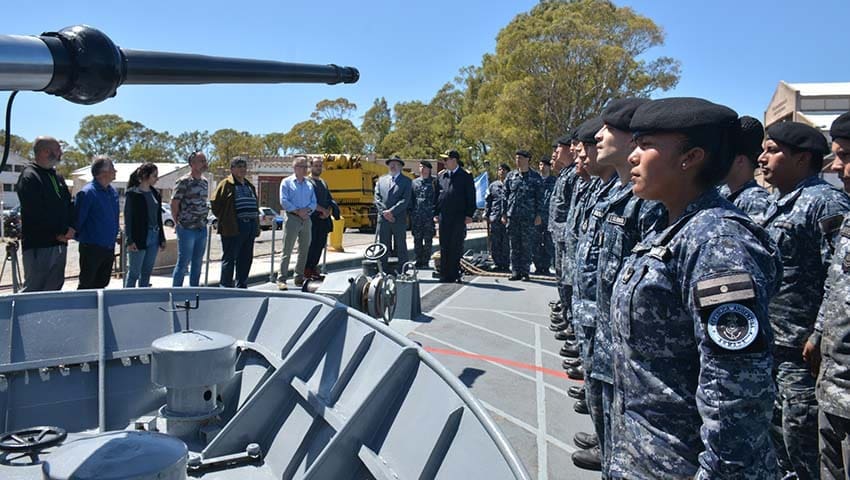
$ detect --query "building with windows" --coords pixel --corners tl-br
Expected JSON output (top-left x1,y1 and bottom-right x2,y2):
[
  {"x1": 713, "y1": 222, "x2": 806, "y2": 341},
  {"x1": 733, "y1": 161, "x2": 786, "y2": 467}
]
[
  {"x1": 0, "y1": 147, "x2": 30, "y2": 210},
  {"x1": 764, "y1": 81, "x2": 850, "y2": 188},
  {"x1": 69, "y1": 162, "x2": 200, "y2": 203}
]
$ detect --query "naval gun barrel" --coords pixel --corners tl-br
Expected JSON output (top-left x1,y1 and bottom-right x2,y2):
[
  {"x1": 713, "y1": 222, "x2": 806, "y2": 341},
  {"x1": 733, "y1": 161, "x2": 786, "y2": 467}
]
[{"x1": 0, "y1": 25, "x2": 359, "y2": 105}]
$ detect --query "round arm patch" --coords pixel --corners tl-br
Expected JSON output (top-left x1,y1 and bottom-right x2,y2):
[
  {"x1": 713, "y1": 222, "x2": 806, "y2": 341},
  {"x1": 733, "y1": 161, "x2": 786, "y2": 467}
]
[{"x1": 707, "y1": 303, "x2": 759, "y2": 351}]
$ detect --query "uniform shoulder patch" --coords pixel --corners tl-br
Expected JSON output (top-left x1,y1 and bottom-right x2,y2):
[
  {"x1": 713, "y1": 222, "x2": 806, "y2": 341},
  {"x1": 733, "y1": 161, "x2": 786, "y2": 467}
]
[
  {"x1": 707, "y1": 303, "x2": 759, "y2": 350},
  {"x1": 840, "y1": 225, "x2": 850, "y2": 239},
  {"x1": 693, "y1": 273, "x2": 755, "y2": 309},
  {"x1": 819, "y1": 214, "x2": 844, "y2": 235}
]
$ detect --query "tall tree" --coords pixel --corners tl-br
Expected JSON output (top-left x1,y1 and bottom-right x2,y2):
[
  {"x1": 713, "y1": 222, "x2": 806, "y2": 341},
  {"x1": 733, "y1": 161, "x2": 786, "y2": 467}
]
[
  {"x1": 174, "y1": 130, "x2": 211, "y2": 161},
  {"x1": 0, "y1": 130, "x2": 33, "y2": 160},
  {"x1": 209, "y1": 129, "x2": 262, "y2": 167},
  {"x1": 74, "y1": 114, "x2": 175, "y2": 162},
  {"x1": 462, "y1": 0, "x2": 679, "y2": 162},
  {"x1": 360, "y1": 97, "x2": 392, "y2": 154},
  {"x1": 310, "y1": 98, "x2": 357, "y2": 122},
  {"x1": 261, "y1": 132, "x2": 290, "y2": 156}
]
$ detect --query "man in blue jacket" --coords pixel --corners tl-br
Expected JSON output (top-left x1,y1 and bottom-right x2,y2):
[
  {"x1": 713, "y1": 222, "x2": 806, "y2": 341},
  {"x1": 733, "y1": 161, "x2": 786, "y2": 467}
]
[{"x1": 75, "y1": 156, "x2": 119, "y2": 289}]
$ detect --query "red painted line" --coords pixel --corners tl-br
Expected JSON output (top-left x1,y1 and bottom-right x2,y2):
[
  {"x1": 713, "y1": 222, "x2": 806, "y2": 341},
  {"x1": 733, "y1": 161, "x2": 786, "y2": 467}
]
[{"x1": 424, "y1": 346, "x2": 581, "y2": 382}]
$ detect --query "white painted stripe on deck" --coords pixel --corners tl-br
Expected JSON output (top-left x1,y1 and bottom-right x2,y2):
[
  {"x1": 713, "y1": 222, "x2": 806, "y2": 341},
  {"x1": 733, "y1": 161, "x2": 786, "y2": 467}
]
[
  {"x1": 426, "y1": 276, "x2": 478, "y2": 315},
  {"x1": 535, "y1": 325, "x2": 548, "y2": 480},
  {"x1": 479, "y1": 399, "x2": 578, "y2": 455},
  {"x1": 443, "y1": 305, "x2": 550, "y2": 319},
  {"x1": 436, "y1": 311, "x2": 563, "y2": 359}
]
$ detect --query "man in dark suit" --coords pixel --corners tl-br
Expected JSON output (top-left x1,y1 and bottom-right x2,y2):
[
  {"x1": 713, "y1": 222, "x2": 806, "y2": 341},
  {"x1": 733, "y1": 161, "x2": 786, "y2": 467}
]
[
  {"x1": 434, "y1": 149, "x2": 476, "y2": 283},
  {"x1": 374, "y1": 155, "x2": 413, "y2": 271}
]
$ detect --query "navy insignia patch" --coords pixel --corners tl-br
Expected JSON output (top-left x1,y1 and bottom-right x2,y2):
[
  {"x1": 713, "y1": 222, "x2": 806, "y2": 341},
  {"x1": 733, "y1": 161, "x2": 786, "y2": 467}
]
[
  {"x1": 819, "y1": 214, "x2": 844, "y2": 235},
  {"x1": 841, "y1": 226, "x2": 850, "y2": 239},
  {"x1": 707, "y1": 303, "x2": 759, "y2": 350},
  {"x1": 648, "y1": 246, "x2": 670, "y2": 261},
  {"x1": 694, "y1": 273, "x2": 755, "y2": 308},
  {"x1": 592, "y1": 209, "x2": 605, "y2": 219},
  {"x1": 843, "y1": 252, "x2": 850, "y2": 274}
]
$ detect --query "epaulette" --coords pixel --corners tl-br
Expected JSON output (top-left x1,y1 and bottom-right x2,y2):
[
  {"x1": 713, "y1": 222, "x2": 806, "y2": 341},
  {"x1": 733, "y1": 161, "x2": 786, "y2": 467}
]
[{"x1": 819, "y1": 214, "x2": 845, "y2": 235}]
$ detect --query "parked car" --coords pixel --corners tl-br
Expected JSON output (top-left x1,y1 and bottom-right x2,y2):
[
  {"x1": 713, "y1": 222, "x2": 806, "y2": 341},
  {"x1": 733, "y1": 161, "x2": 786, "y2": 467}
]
[
  {"x1": 259, "y1": 207, "x2": 277, "y2": 231},
  {"x1": 161, "y1": 205, "x2": 175, "y2": 227}
]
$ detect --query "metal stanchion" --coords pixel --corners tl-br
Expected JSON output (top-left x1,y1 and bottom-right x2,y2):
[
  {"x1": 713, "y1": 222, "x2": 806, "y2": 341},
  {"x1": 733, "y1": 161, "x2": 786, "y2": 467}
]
[
  {"x1": 269, "y1": 223, "x2": 277, "y2": 283},
  {"x1": 204, "y1": 224, "x2": 212, "y2": 286}
]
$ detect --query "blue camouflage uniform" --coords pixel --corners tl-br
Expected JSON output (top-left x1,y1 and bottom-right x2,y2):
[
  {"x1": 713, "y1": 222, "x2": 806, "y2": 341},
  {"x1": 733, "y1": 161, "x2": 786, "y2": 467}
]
[
  {"x1": 592, "y1": 181, "x2": 665, "y2": 475},
  {"x1": 550, "y1": 165, "x2": 578, "y2": 314},
  {"x1": 609, "y1": 189, "x2": 781, "y2": 479},
  {"x1": 534, "y1": 173, "x2": 557, "y2": 273},
  {"x1": 813, "y1": 213, "x2": 850, "y2": 479},
  {"x1": 410, "y1": 176, "x2": 438, "y2": 267},
  {"x1": 562, "y1": 175, "x2": 599, "y2": 330},
  {"x1": 485, "y1": 179, "x2": 509, "y2": 270},
  {"x1": 502, "y1": 169, "x2": 544, "y2": 276},
  {"x1": 718, "y1": 179, "x2": 770, "y2": 222},
  {"x1": 758, "y1": 175, "x2": 850, "y2": 479}
]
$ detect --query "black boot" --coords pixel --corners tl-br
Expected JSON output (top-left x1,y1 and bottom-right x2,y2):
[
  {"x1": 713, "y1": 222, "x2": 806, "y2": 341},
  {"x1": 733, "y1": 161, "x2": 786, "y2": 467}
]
[
  {"x1": 508, "y1": 273, "x2": 523, "y2": 281},
  {"x1": 568, "y1": 385, "x2": 585, "y2": 400},
  {"x1": 573, "y1": 398, "x2": 589, "y2": 414},
  {"x1": 566, "y1": 365, "x2": 585, "y2": 380},
  {"x1": 573, "y1": 432, "x2": 599, "y2": 450},
  {"x1": 554, "y1": 329, "x2": 575, "y2": 341},
  {"x1": 571, "y1": 447, "x2": 602, "y2": 471},
  {"x1": 560, "y1": 342, "x2": 580, "y2": 358},
  {"x1": 562, "y1": 357, "x2": 582, "y2": 369}
]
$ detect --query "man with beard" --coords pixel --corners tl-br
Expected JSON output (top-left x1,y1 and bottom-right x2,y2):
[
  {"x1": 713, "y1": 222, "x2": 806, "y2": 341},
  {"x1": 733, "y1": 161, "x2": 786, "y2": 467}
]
[
  {"x1": 304, "y1": 157, "x2": 336, "y2": 279},
  {"x1": 15, "y1": 136, "x2": 74, "y2": 291}
]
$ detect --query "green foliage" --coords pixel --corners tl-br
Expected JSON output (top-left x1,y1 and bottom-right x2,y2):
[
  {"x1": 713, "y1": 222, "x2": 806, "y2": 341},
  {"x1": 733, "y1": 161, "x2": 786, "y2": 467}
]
[
  {"x1": 74, "y1": 114, "x2": 176, "y2": 162},
  {"x1": 465, "y1": 0, "x2": 679, "y2": 163},
  {"x1": 283, "y1": 116, "x2": 364, "y2": 155},
  {"x1": 360, "y1": 97, "x2": 392, "y2": 154},
  {"x1": 0, "y1": 130, "x2": 33, "y2": 160},
  {"x1": 174, "y1": 130, "x2": 211, "y2": 161},
  {"x1": 209, "y1": 129, "x2": 263, "y2": 168},
  {"x1": 311, "y1": 98, "x2": 357, "y2": 122}
]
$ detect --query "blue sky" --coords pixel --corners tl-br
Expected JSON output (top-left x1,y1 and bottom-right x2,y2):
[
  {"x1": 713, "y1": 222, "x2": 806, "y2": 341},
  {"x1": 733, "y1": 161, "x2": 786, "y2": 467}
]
[{"x1": 3, "y1": 0, "x2": 849, "y2": 148}]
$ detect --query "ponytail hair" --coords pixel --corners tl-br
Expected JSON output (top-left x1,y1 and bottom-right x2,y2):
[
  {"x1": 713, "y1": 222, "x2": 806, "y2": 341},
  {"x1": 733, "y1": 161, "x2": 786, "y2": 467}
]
[{"x1": 128, "y1": 163, "x2": 158, "y2": 189}]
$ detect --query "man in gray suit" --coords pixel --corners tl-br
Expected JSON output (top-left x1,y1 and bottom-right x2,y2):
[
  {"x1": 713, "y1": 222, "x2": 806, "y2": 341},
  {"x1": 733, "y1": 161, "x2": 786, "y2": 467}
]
[{"x1": 374, "y1": 156, "x2": 413, "y2": 271}]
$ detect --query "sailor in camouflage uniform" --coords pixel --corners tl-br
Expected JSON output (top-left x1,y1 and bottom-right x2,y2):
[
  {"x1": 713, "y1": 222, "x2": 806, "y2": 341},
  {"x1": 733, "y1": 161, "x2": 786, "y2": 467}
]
[
  {"x1": 485, "y1": 163, "x2": 511, "y2": 271},
  {"x1": 501, "y1": 150, "x2": 544, "y2": 281},
  {"x1": 533, "y1": 158, "x2": 556, "y2": 274},
  {"x1": 410, "y1": 161, "x2": 438, "y2": 268},
  {"x1": 560, "y1": 124, "x2": 601, "y2": 383},
  {"x1": 758, "y1": 121, "x2": 850, "y2": 480},
  {"x1": 570, "y1": 115, "x2": 620, "y2": 472},
  {"x1": 574, "y1": 98, "x2": 666, "y2": 475},
  {"x1": 548, "y1": 136, "x2": 578, "y2": 337},
  {"x1": 609, "y1": 98, "x2": 781, "y2": 479},
  {"x1": 718, "y1": 115, "x2": 770, "y2": 222},
  {"x1": 809, "y1": 112, "x2": 850, "y2": 480}
]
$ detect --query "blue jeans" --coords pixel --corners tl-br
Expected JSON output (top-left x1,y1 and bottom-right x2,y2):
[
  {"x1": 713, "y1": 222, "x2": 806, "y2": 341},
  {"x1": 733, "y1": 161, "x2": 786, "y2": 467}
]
[
  {"x1": 220, "y1": 219, "x2": 255, "y2": 288},
  {"x1": 172, "y1": 225, "x2": 207, "y2": 286},
  {"x1": 125, "y1": 228, "x2": 161, "y2": 287}
]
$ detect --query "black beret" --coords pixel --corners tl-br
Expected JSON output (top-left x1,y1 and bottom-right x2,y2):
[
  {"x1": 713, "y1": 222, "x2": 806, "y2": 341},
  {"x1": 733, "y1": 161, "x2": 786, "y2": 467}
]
[
  {"x1": 385, "y1": 155, "x2": 404, "y2": 166},
  {"x1": 829, "y1": 111, "x2": 850, "y2": 141},
  {"x1": 419, "y1": 160, "x2": 433, "y2": 169},
  {"x1": 766, "y1": 121, "x2": 830, "y2": 155},
  {"x1": 601, "y1": 98, "x2": 650, "y2": 131},
  {"x1": 570, "y1": 127, "x2": 580, "y2": 141},
  {"x1": 629, "y1": 97, "x2": 738, "y2": 135},
  {"x1": 230, "y1": 157, "x2": 247, "y2": 168},
  {"x1": 515, "y1": 149, "x2": 532, "y2": 159},
  {"x1": 556, "y1": 134, "x2": 572, "y2": 146},
  {"x1": 498, "y1": 162, "x2": 512, "y2": 171},
  {"x1": 439, "y1": 149, "x2": 460, "y2": 160},
  {"x1": 539, "y1": 158, "x2": 552, "y2": 166},
  {"x1": 735, "y1": 116, "x2": 765, "y2": 156},
  {"x1": 577, "y1": 116, "x2": 604, "y2": 144}
]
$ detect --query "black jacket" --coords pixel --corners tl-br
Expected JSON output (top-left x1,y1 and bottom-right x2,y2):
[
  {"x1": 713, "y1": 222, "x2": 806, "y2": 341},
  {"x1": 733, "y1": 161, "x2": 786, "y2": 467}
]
[
  {"x1": 15, "y1": 162, "x2": 74, "y2": 250},
  {"x1": 124, "y1": 187, "x2": 165, "y2": 250},
  {"x1": 435, "y1": 167, "x2": 475, "y2": 220}
]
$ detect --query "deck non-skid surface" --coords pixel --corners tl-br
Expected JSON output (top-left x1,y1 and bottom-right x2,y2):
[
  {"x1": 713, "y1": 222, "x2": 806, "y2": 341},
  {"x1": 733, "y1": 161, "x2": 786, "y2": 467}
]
[{"x1": 392, "y1": 273, "x2": 599, "y2": 480}]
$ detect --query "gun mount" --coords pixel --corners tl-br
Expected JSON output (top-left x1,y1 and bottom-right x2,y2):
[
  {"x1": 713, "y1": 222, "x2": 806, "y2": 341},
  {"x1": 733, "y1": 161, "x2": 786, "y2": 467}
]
[{"x1": 0, "y1": 25, "x2": 359, "y2": 105}]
